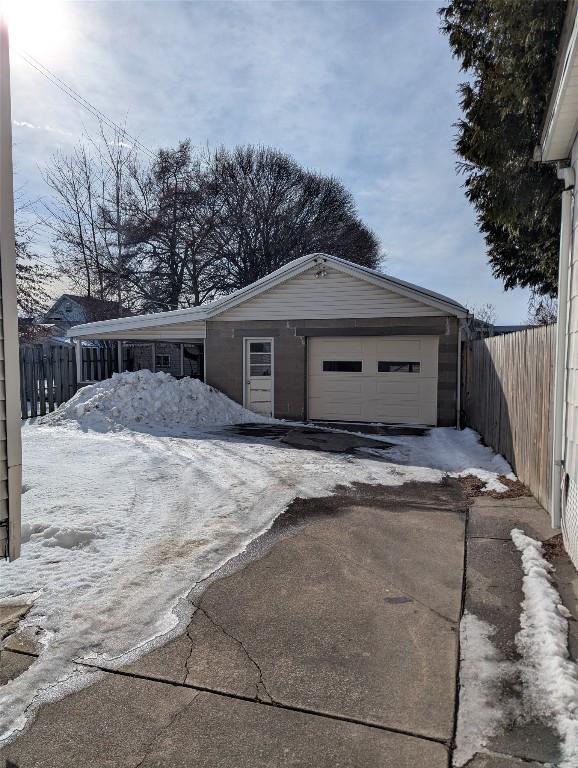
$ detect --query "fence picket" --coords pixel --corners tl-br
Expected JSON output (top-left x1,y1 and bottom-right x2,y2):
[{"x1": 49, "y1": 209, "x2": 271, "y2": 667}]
[{"x1": 37, "y1": 346, "x2": 46, "y2": 417}]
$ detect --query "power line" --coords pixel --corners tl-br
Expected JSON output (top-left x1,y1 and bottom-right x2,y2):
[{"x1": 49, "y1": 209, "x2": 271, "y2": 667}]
[{"x1": 16, "y1": 48, "x2": 157, "y2": 161}]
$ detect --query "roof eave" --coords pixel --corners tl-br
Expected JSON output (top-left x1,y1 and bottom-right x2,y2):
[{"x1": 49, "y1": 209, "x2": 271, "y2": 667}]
[{"x1": 539, "y1": 3, "x2": 578, "y2": 163}]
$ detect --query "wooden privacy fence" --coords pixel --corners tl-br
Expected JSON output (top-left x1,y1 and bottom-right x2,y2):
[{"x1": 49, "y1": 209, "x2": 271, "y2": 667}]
[
  {"x1": 19, "y1": 343, "x2": 119, "y2": 418},
  {"x1": 81, "y1": 344, "x2": 118, "y2": 383},
  {"x1": 462, "y1": 324, "x2": 556, "y2": 510},
  {"x1": 19, "y1": 344, "x2": 78, "y2": 419}
]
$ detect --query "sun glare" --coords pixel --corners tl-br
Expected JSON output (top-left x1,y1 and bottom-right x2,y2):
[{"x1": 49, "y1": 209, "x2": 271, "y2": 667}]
[{"x1": 1, "y1": 0, "x2": 68, "y2": 58}]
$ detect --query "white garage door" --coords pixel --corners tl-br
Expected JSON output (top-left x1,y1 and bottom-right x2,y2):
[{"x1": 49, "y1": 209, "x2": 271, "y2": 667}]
[{"x1": 307, "y1": 336, "x2": 439, "y2": 425}]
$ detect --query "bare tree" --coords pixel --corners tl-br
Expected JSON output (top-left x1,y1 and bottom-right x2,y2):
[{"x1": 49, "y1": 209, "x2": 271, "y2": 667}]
[
  {"x1": 209, "y1": 146, "x2": 380, "y2": 290},
  {"x1": 43, "y1": 137, "x2": 381, "y2": 313},
  {"x1": 43, "y1": 126, "x2": 136, "y2": 311},
  {"x1": 528, "y1": 293, "x2": 557, "y2": 326},
  {"x1": 122, "y1": 141, "x2": 223, "y2": 310},
  {"x1": 465, "y1": 302, "x2": 497, "y2": 338},
  {"x1": 14, "y1": 200, "x2": 54, "y2": 317}
]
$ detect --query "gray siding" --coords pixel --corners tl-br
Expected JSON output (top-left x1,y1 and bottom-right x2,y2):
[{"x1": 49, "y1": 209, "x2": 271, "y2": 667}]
[
  {"x1": 206, "y1": 321, "x2": 307, "y2": 421},
  {"x1": 205, "y1": 316, "x2": 458, "y2": 426}
]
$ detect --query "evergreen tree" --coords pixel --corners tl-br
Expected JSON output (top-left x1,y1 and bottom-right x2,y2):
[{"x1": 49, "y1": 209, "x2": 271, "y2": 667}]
[{"x1": 439, "y1": 0, "x2": 566, "y2": 295}]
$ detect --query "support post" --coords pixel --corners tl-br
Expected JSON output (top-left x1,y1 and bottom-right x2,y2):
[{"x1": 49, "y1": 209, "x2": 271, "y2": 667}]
[
  {"x1": 180, "y1": 343, "x2": 184, "y2": 377},
  {"x1": 74, "y1": 338, "x2": 82, "y2": 384},
  {"x1": 117, "y1": 340, "x2": 123, "y2": 373},
  {"x1": 456, "y1": 323, "x2": 462, "y2": 429}
]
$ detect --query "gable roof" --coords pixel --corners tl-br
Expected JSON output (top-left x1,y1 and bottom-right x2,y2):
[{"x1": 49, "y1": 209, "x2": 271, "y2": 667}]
[
  {"x1": 68, "y1": 253, "x2": 468, "y2": 338},
  {"x1": 47, "y1": 294, "x2": 130, "y2": 322}
]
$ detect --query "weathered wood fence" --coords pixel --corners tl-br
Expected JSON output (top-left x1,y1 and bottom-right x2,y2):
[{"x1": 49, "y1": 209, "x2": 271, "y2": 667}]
[
  {"x1": 80, "y1": 344, "x2": 118, "y2": 383},
  {"x1": 19, "y1": 343, "x2": 119, "y2": 419},
  {"x1": 19, "y1": 344, "x2": 77, "y2": 418},
  {"x1": 462, "y1": 324, "x2": 556, "y2": 510}
]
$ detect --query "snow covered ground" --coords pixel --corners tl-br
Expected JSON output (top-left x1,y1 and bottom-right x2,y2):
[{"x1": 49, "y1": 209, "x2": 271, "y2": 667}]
[
  {"x1": 512, "y1": 530, "x2": 578, "y2": 768},
  {"x1": 454, "y1": 532, "x2": 578, "y2": 767},
  {"x1": 0, "y1": 372, "x2": 516, "y2": 744},
  {"x1": 453, "y1": 612, "x2": 517, "y2": 766}
]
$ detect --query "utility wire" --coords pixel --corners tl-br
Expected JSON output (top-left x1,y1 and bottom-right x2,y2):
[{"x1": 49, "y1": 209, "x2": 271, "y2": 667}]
[{"x1": 16, "y1": 48, "x2": 157, "y2": 160}]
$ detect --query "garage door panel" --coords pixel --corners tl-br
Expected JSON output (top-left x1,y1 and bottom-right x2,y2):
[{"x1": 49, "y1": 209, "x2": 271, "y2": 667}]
[
  {"x1": 309, "y1": 377, "x2": 364, "y2": 395},
  {"x1": 375, "y1": 380, "x2": 420, "y2": 395},
  {"x1": 308, "y1": 336, "x2": 439, "y2": 425},
  {"x1": 312, "y1": 402, "x2": 364, "y2": 420},
  {"x1": 366, "y1": 402, "x2": 437, "y2": 423},
  {"x1": 312, "y1": 339, "x2": 364, "y2": 357}
]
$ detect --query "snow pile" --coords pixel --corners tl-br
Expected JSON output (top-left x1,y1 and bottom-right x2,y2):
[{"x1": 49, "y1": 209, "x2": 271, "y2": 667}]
[
  {"x1": 382, "y1": 427, "x2": 515, "y2": 492},
  {"x1": 511, "y1": 529, "x2": 578, "y2": 768},
  {"x1": 42, "y1": 369, "x2": 266, "y2": 432},
  {"x1": 453, "y1": 612, "x2": 515, "y2": 766}
]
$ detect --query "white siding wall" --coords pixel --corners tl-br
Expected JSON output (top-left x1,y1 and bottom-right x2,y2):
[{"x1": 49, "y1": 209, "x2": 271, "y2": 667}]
[
  {"x1": 216, "y1": 266, "x2": 446, "y2": 321},
  {"x1": 561, "y1": 136, "x2": 578, "y2": 568},
  {"x1": 0, "y1": 246, "x2": 21, "y2": 561},
  {"x1": 0, "y1": 290, "x2": 7, "y2": 556},
  {"x1": 567, "y1": 138, "x2": 578, "y2": 482},
  {"x1": 85, "y1": 320, "x2": 206, "y2": 340}
]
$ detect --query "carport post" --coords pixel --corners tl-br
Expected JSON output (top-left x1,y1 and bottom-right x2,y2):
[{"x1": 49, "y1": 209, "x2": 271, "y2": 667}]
[{"x1": 74, "y1": 339, "x2": 82, "y2": 384}]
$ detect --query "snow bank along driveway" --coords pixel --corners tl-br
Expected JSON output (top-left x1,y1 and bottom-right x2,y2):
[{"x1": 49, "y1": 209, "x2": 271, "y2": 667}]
[{"x1": 0, "y1": 372, "x2": 513, "y2": 743}]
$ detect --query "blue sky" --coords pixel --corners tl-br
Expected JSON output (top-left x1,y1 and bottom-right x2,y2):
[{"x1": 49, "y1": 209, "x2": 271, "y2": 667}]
[{"x1": 10, "y1": 0, "x2": 533, "y2": 322}]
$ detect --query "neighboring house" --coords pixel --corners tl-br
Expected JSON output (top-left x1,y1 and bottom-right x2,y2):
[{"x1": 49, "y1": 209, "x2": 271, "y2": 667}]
[
  {"x1": 68, "y1": 253, "x2": 468, "y2": 426},
  {"x1": 43, "y1": 295, "x2": 195, "y2": 379},
  {"x1": 465, "y1": 320, "x2": 532, "y2": 340},
  {"x1": 492, "y1": 324, "x2": 532, "y2": 337},
  {"x1": 43, "y1": 294, "x2": 129, "y2": 332},
  {"x1": 536, "y1": 0, "x2": 578, "y2": 563}
]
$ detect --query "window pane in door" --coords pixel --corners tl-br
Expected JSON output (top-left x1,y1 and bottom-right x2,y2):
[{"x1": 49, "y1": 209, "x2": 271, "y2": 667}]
[
  {"x1": 250, "y1": 364, "x2": 271, "y2": 376},
  {"x1": 250, "y1": 353, "x2": 271, "y2": 365},
  {"x1": 249, "y1": 342, "x2": 271, "y2": 354}
]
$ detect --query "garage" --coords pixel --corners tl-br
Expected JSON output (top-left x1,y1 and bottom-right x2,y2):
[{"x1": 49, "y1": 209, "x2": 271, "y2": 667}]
[
  {"x1": 308, "y1": 336, "x2": 439, "y2": 424},
  {"x1": 69, "y1": 253, "x2": 467, "y2": 426}
]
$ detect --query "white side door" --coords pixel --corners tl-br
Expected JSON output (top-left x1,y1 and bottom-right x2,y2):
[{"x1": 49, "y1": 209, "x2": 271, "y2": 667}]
[{"x1": 244, "y1": 338, "x2": 274, "y2": 417}]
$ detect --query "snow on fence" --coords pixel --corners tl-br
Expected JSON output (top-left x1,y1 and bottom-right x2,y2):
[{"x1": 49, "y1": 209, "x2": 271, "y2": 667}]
[
  {"x1": 19, "y1": 343, "x2": 118, "y2": 418},
  {"x1": 462, "y1": 325, "x2": 556, "y2": 511}
]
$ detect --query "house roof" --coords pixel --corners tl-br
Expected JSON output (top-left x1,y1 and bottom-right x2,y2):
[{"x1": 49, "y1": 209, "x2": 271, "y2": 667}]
[
  {"x1": 47, "y1": 294, "x2": 130, "y2": 322},
  {"x1": 538, "y1": 1, "x2": 578, "y2": 162},
  {"x1": 68, "y1": 253, "x2": 468, "y2": 338}
]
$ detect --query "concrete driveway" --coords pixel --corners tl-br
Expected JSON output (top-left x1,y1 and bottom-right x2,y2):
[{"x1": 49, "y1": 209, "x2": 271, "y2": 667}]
[{"x1": 1, "y1": 461, "x2": 467, "y2": 768}]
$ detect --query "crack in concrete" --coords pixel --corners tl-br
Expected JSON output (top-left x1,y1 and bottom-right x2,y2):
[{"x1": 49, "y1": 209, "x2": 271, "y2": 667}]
[
  {"x1": 182, "y1": 618, "x2": 197, "y2": 685},
  {"x1": 131, "y1": 690, "x2": 201, "y2": 768},
  {"x1": 449, "y1": 503, "x2": 470, "y2": 765},
  {"x1": 469, "y1": 535, "x2": 516, "y2": 542},
  {"x1": 1, "y1": 648, "x2": 451, "y2": 748},
  {"x1": 188, "y1": 601, "x2": 274, "y2": 703}
]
